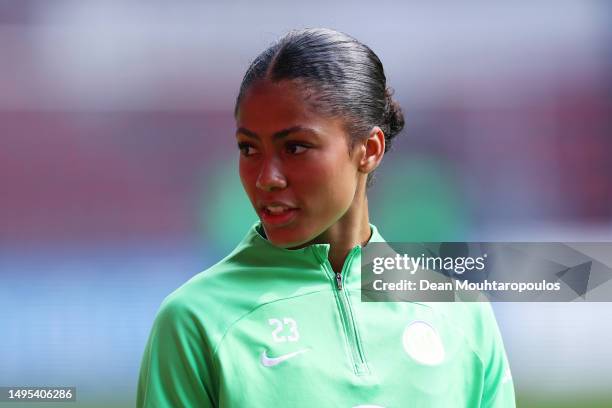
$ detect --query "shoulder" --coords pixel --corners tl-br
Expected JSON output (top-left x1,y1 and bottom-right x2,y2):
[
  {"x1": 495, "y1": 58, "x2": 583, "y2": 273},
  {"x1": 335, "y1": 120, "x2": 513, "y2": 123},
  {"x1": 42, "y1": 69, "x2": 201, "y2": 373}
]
[
  {"x1": 151, "y1": 249, "x2": 264, "y2": 348},
  {"x1": 424, "y1": 302, "x2": 504, "y2": 355},
  {"x1": 426, "y1": 301, "x2": 498, "y2": 329}
]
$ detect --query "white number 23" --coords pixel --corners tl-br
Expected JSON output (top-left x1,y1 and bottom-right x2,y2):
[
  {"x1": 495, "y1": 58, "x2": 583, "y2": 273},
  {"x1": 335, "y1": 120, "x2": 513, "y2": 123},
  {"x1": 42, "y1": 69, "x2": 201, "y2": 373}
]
[{"x1": 268, "y1": 317, "x2": 300, "y2": 342}]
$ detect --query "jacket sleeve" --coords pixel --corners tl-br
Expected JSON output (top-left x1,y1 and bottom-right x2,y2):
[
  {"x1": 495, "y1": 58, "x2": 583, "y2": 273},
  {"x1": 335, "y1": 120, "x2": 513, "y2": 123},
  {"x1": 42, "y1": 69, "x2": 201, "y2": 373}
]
[
  {"x1": 478, "y1": 303, "x2": 516, "y2": 408},
  {"x1": 137, "y1": 296, "x2": 217, "y2": 408}
]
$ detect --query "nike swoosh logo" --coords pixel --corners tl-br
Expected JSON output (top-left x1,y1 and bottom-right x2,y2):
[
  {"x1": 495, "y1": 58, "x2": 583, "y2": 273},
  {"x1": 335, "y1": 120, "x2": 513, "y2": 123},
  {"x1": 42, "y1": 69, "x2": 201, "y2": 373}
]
[{"x1": 260, "y1": 348, "x2": 310, "y2": 367}]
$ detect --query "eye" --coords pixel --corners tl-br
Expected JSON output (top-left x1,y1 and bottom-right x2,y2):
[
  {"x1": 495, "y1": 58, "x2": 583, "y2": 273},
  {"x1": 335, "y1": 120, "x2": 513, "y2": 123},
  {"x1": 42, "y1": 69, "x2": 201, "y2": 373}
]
[
  {"x1": 238, "y1": 142, "x2": 258, "y2": 157},
  {"x1": 285, "y1": 142, "x2": 309, "y2": 155}
]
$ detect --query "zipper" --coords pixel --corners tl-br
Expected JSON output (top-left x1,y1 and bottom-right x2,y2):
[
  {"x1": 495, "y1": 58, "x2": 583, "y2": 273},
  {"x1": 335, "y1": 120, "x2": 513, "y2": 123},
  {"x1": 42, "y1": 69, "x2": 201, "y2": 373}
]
[
  {"x1": 322, "y1": 246, "x2": 369, "y2": 376},
  {"x1": 335, "y1": 271, "x2": 343, "y2": 290}
]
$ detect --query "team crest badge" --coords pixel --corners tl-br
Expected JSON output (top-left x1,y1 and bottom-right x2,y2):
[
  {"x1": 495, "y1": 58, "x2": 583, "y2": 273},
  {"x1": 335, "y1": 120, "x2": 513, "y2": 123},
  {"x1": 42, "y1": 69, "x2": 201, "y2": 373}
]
[{"x1": 402, "y1": 320, "x2": 445, "y2": 366}]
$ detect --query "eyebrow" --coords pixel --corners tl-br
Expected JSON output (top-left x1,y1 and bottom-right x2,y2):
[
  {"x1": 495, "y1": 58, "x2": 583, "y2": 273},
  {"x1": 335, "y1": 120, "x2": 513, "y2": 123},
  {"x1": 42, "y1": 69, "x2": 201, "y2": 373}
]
[{"x1": 236, "y1": 126, "x2": 320, "y2": 140}]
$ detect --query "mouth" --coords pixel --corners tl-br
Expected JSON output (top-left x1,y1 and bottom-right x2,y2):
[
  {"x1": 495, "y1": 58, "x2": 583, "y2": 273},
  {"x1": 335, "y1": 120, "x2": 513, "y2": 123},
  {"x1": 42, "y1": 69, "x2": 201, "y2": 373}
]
[{"x1": 258, "y1": 203, "x2": 300, "y2": 227}]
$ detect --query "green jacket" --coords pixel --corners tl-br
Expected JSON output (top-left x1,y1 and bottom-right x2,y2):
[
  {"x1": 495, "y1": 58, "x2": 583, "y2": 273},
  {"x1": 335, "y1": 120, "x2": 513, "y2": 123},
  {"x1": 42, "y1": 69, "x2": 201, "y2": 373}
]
[{"x1": 137, "y1": 222, "x2": 516, "y2": 407}]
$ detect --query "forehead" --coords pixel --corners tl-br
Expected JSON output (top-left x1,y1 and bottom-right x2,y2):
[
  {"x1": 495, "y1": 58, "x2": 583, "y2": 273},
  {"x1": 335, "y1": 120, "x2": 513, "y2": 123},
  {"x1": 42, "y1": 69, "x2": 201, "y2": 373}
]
[{"x1": 236, "y1": 79, "x2": 346, "y2": 137}]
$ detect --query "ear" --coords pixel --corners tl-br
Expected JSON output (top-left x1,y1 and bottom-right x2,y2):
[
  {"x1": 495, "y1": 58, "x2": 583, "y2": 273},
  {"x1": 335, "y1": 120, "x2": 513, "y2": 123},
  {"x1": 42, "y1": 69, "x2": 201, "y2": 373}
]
[{"x1": 357, "y1": 126, "x2": 385, "y2": 175}]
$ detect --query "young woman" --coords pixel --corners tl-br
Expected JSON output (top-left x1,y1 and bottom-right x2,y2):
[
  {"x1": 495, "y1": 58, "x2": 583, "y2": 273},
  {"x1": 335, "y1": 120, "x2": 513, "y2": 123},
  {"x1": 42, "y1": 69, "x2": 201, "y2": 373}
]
[{"x1": 137, "y1": 28, "x2": 516, "y2": 407}]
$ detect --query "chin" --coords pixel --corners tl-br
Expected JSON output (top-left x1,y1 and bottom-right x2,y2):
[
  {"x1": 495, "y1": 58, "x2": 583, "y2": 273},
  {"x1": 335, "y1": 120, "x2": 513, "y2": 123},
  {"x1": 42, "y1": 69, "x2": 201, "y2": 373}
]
[
  {"x1": 267, "y1": 234, "x2": 306, "y2": 249},
  {"x1": 263, "y1": 227, "x2": 313, "y2": 249}
]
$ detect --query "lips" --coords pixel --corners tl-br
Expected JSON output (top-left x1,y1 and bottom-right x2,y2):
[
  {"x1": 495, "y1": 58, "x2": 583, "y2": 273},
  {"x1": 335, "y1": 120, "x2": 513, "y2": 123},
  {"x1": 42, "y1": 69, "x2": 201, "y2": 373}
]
[{"x1": 258, "y1": 202, "x2": 300, "y2": 226}]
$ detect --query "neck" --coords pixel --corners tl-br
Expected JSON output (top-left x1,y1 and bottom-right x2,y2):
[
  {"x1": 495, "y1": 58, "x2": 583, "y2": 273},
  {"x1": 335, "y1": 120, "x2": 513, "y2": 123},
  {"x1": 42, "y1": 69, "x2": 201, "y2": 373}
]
[{"x1": 316, "y1": 192, "x2": 372, "y2": 273}]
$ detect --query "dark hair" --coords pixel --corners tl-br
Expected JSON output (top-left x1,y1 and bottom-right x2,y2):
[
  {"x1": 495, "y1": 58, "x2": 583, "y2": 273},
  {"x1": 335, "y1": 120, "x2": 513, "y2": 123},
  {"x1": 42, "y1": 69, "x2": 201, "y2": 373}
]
[{"x1": 234, "y1": 28, "x2": 405, "y2": 185}]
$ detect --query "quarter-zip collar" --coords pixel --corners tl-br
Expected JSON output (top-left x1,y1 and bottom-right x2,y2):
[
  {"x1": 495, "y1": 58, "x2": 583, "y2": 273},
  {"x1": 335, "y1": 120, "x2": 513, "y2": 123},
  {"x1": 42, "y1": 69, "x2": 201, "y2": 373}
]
[{"x1": 234, "y1": 221, "x2": 385, "y2": 288}]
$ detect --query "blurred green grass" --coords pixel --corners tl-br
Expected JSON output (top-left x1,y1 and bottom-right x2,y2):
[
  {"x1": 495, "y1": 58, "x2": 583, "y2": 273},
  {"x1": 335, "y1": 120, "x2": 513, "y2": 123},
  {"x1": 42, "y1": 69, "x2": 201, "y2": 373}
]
[{"x1": 516, "y1": 394, "x2": 612, "y2": 408}]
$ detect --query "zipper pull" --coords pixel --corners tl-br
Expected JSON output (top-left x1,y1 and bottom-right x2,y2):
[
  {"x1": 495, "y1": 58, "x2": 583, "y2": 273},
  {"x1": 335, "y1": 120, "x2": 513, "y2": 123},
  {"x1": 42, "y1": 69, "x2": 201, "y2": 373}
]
[{"x1": 335, "y1": 272, "x2": 343, "y2": 290}]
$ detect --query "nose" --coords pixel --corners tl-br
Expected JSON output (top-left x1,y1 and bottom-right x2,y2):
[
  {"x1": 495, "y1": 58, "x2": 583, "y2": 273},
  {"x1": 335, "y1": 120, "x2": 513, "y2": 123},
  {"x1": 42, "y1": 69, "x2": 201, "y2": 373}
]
[{"x1": 256, "y1": 156, "x2": 287, "y2": 191}]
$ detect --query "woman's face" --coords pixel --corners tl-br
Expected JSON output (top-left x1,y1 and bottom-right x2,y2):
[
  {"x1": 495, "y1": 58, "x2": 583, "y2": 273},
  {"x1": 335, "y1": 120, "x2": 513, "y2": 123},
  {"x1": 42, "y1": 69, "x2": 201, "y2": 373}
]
[{"x1": 235, "y1": 79, "x2": 363, "y2": 248}]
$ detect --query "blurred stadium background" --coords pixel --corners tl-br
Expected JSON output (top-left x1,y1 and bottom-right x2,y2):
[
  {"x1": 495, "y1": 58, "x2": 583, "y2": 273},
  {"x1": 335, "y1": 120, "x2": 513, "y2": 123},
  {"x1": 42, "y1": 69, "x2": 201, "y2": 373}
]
[{"x1": 1, "y1": 1, "x2": 611, "y2": 407}]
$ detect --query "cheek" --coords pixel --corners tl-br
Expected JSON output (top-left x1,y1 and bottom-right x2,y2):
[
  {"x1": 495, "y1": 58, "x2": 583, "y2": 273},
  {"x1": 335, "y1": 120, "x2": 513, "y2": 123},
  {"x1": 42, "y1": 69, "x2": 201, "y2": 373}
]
[
  {"x1": 239, "y1": 161, "x2": 257, "y2": 198},
  {"x1": 292, "y1": 154, "x2": 357, "y2": 209}
]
